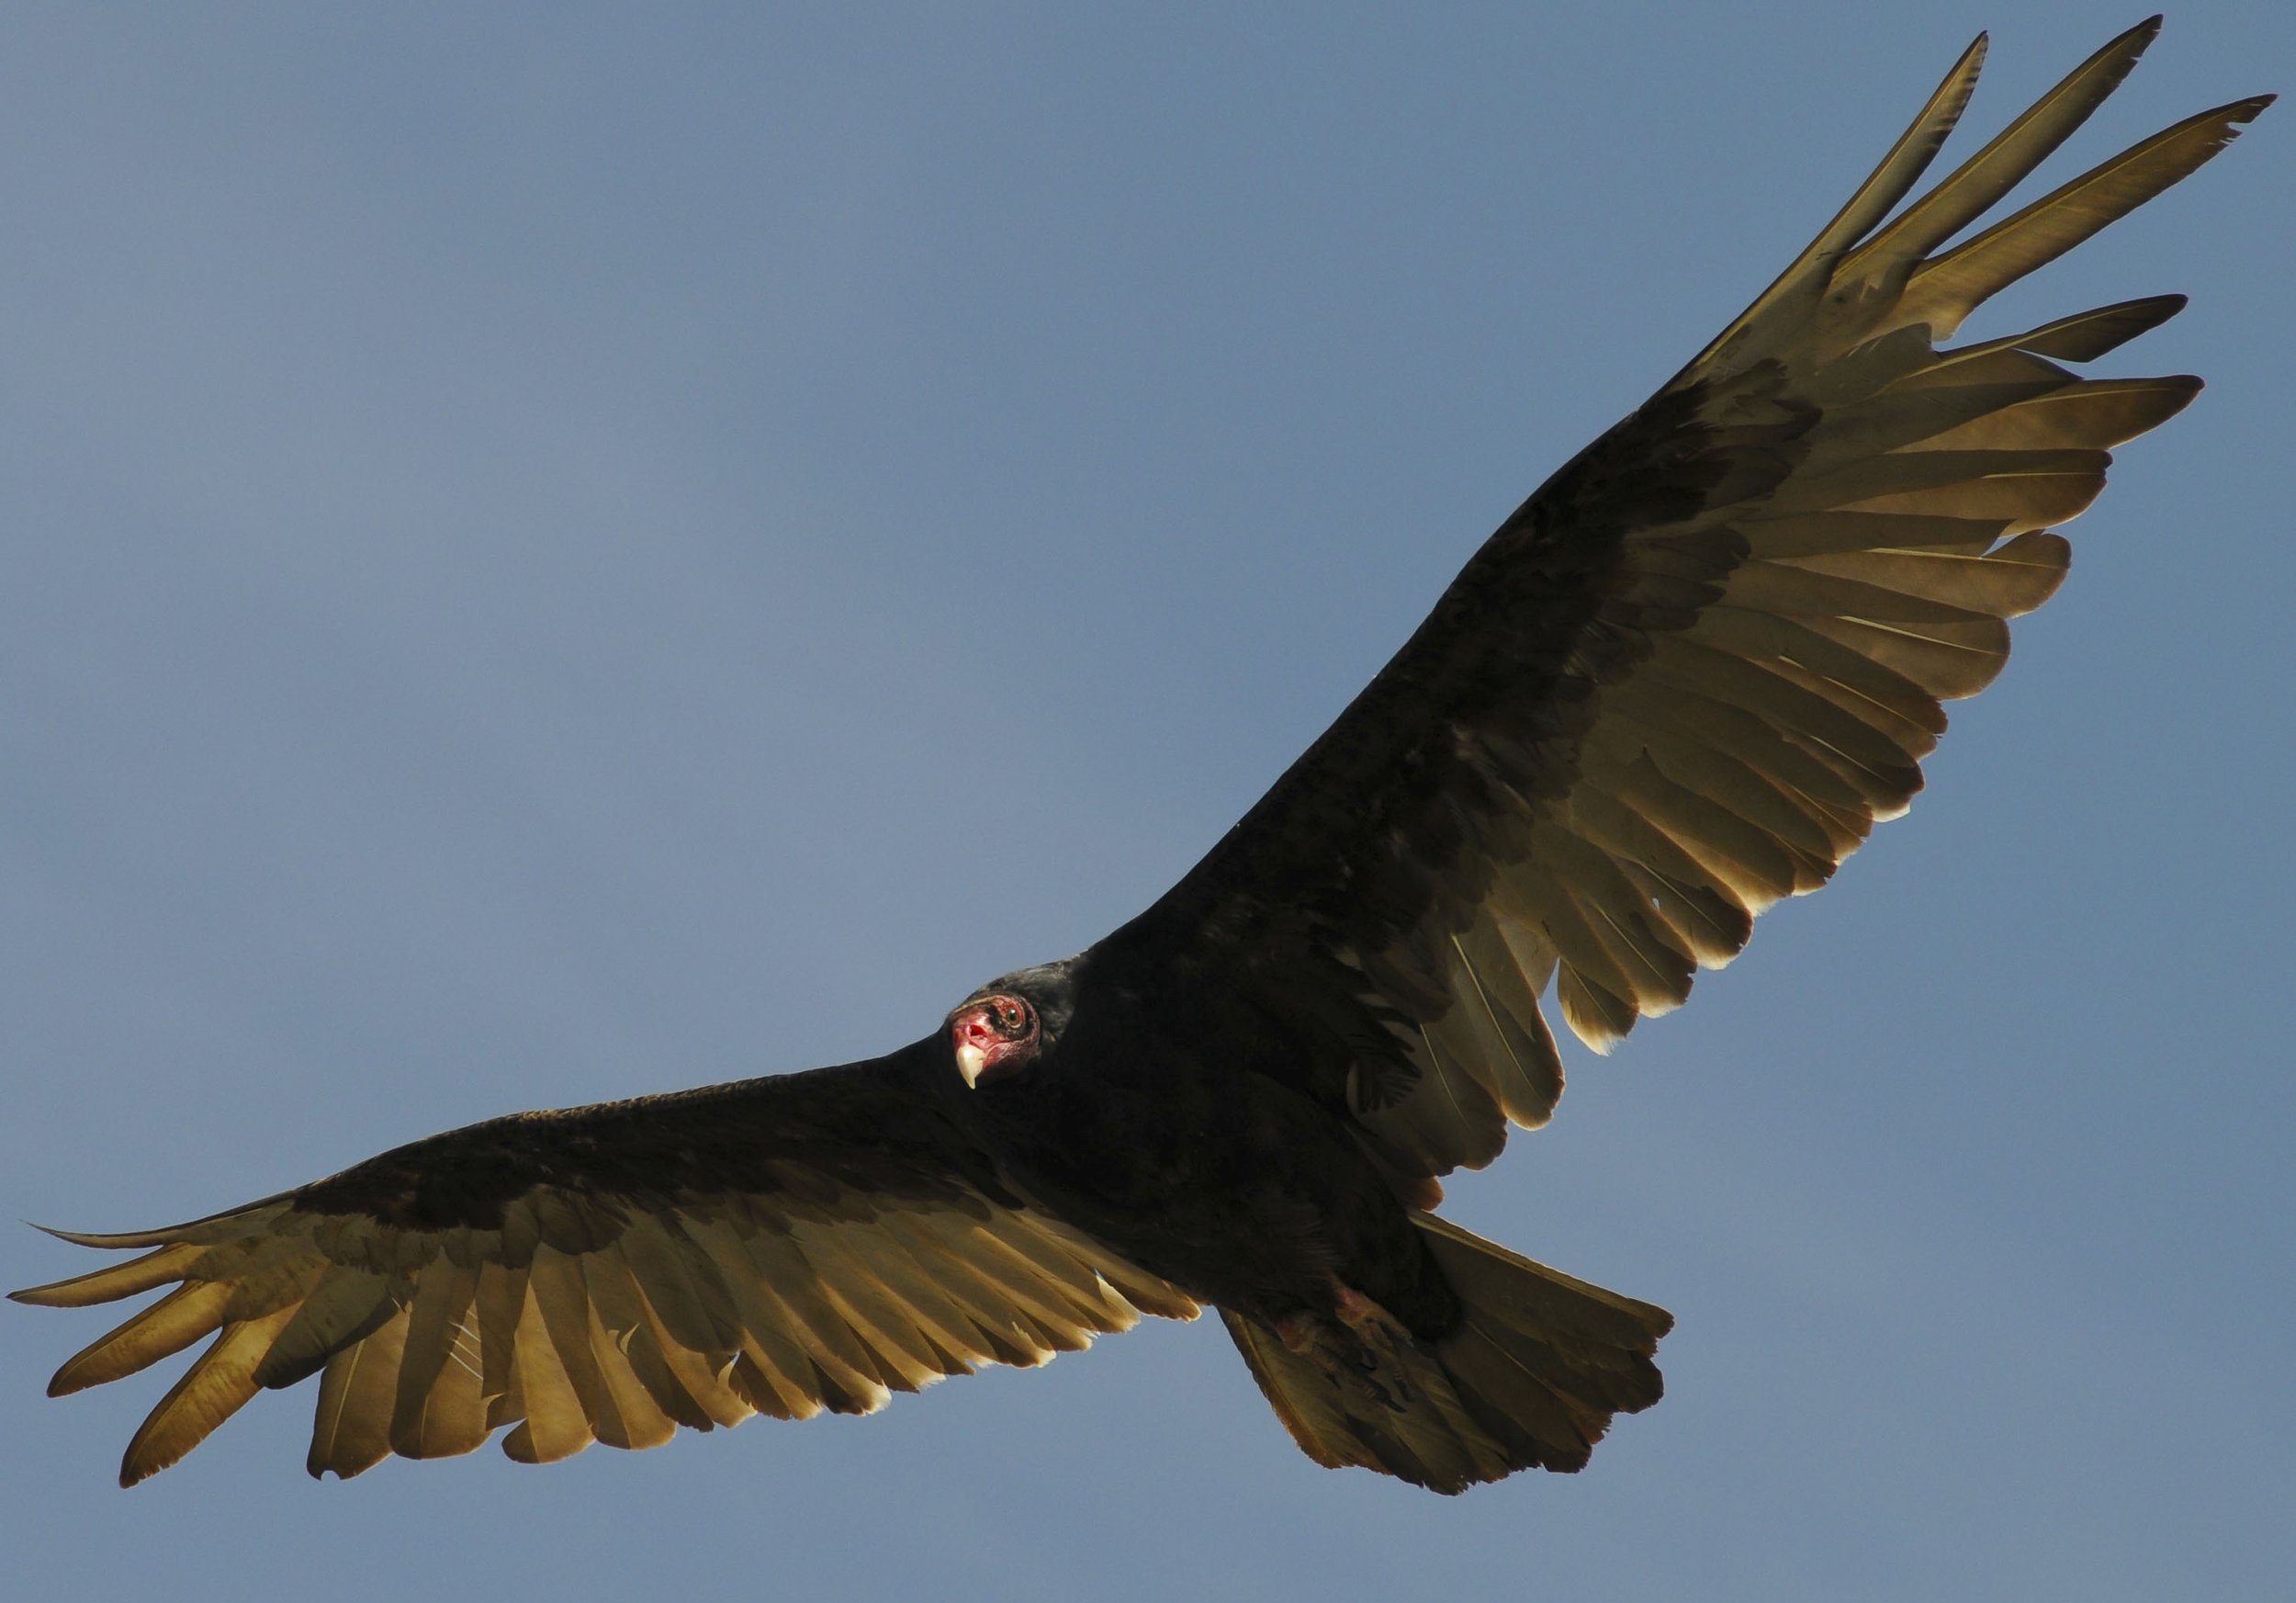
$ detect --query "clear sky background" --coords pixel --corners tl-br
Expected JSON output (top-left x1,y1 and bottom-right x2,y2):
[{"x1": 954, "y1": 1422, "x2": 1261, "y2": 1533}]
[{"x1": 3, "y1": 4, "x2": 2289, "y2": 1599}]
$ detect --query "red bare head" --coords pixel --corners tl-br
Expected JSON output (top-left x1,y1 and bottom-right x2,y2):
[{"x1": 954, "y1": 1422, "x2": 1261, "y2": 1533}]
[{"x1": 950, "y1": 992, "x2": 1041, "y2": 1089}]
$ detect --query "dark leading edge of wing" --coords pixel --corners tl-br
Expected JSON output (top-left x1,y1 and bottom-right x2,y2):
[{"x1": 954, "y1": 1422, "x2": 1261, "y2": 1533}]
[{"x1": 1110, "y1": 17, "x2": 2269, "y2": 1179}]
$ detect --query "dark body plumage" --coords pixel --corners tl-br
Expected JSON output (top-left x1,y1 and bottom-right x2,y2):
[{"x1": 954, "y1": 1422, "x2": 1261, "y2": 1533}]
[
  {"x1": 15, "y1": 20, "x2": 2270, "y2": 1492},
  {"x1": 956, "y1": 955, "x2": 1460, "y2": 1340}
]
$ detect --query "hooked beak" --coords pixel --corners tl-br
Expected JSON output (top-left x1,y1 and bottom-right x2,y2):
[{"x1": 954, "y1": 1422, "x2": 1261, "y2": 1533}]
[
  {"x1": 955, "y1": 1039, "x2": 990, "y2": 1089},
  {"x1": 952, "y1": 1002, "x2": 1002, "y2": 1089}
]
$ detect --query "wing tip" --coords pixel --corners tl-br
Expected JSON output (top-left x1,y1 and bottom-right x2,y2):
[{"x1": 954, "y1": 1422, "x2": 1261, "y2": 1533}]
[
  {"x1": 22, "y1": 1197, "x2": 295, "y2": 1253},
  {"x1": 2181, "y1": 93, "x2": 2276, "y2": 152},
  {"x1": 120, "y1": 1442, "x2": 181, "y2": 1488},
  {"x1": 29, "y1": 1220, "x2": 133, "y2": 1248}
]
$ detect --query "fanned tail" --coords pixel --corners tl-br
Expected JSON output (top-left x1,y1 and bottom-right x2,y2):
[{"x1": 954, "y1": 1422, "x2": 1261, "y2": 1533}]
[{"x1": 1221, "y1": 1214, "x2": 1671, "y2": 1494}]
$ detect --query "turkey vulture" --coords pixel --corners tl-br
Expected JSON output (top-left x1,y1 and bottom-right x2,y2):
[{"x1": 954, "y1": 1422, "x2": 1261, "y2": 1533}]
[{"x1": 15, "y1": 19, "x2": 2271, "y2": 1494}]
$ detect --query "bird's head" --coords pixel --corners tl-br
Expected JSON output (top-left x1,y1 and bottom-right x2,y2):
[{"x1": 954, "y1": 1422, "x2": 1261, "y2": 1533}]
[{"x1": 946, "y1": 961, "x2": 1077, "y2": 1089}]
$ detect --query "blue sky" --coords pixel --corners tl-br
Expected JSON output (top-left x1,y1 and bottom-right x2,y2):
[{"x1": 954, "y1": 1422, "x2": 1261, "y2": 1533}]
[{"x1": 3, "y1": 4, "x2": 2289, "y2": 1599}]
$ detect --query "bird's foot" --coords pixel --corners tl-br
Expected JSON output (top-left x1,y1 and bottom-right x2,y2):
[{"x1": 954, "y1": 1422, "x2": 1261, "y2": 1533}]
[
  {"x1": 1271, "y1": 1284, "x2": 1418, "y2": 1411},
  {"x1": 1330, "y1": 1281, "x2": 1417, "y2": 1406},
  {"x1": 1330, "y1": 1281, "x2": 1413, "y2": 1352}
]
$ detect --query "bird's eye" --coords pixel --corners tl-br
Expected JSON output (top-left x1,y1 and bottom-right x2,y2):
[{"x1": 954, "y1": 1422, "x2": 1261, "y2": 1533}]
[{"x1": 992, "y1": 998, "x2": 1032, "y2": 1036}]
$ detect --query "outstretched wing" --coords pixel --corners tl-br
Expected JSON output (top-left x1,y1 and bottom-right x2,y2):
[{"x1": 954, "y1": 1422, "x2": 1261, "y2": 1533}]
[
  {"x1": 1105, "y1": 21, "x2": 2269, "y2": 1178},
  {"x1": 11, "y1": 1050, "x2": 1197, "y2": 1485}
]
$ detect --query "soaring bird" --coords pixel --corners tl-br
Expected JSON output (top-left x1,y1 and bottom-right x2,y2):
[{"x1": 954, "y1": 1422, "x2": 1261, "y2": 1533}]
[{"x1": 15, "y1": 18, "x2": 2270, "y2": 1493}]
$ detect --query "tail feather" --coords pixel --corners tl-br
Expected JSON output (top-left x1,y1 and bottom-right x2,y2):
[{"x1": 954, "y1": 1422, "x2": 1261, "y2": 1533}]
[{"x1": 1222, "y1": 1214, "x2": 1671, "y2": 1494}]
